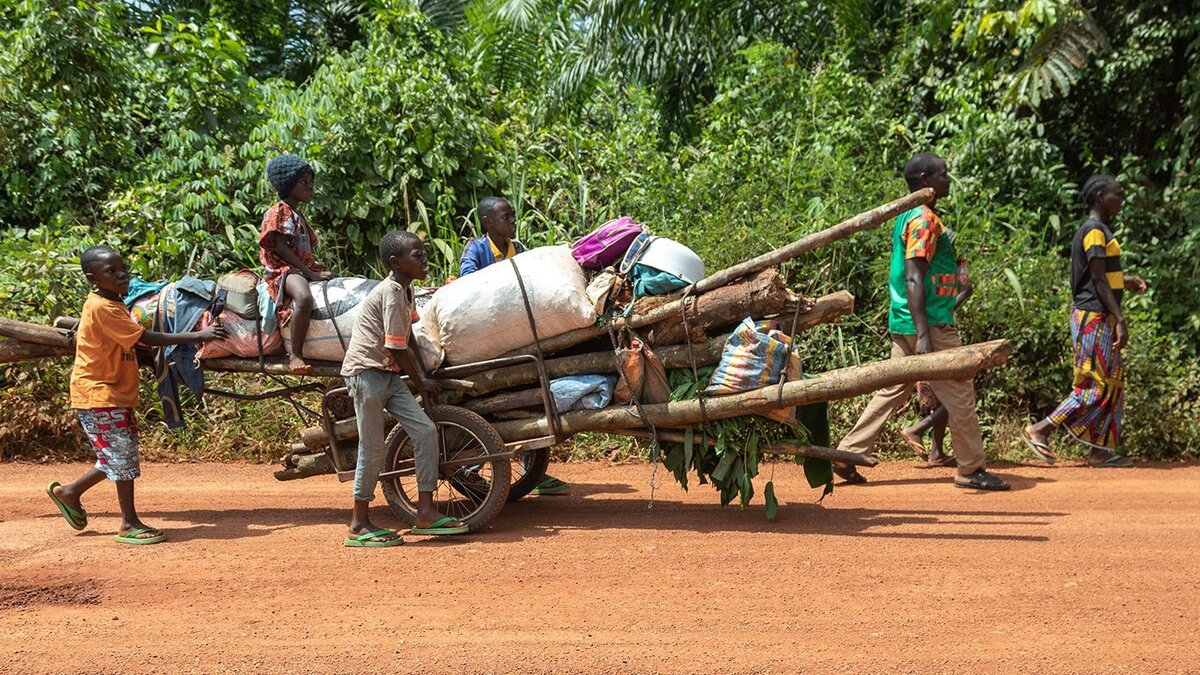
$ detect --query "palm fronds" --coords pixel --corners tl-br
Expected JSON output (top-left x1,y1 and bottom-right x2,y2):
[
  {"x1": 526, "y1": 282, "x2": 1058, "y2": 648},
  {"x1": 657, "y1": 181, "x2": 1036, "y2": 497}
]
[{"x1": 1007, "y1": 8, "x2": 1108, "y2": 106}]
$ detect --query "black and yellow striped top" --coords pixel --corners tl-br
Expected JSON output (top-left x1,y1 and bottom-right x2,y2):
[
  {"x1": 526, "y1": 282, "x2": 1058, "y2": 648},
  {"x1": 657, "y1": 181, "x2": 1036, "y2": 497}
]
[{"x1": 1070, "y1": 218, "x2": 1124, "y2": 312}]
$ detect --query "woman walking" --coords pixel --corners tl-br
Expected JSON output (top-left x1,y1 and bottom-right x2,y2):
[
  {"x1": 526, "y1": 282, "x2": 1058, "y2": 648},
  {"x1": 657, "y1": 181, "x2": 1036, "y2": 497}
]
[{"x1": 1024, "y1": 174, "x2": 1148, "y2": 467}]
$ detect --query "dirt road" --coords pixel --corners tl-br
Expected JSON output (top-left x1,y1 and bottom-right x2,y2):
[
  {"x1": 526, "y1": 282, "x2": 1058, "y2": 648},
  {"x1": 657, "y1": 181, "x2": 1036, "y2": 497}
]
[{"x1": 2, "y1": 460, "x2": 1198, "y2": 673}]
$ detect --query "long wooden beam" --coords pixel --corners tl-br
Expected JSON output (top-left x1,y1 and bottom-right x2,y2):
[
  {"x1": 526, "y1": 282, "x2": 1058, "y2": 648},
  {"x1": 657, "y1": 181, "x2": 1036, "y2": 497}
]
[{"x1": 491, "y1": 340, "x2": 1011, "y2": 442}]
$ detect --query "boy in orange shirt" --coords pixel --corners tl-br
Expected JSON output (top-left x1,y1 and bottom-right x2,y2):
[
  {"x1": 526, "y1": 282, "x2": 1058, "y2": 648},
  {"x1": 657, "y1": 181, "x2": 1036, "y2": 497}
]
[{"x1": 46, "y1": 246, "x2": 223, "y2": 545}]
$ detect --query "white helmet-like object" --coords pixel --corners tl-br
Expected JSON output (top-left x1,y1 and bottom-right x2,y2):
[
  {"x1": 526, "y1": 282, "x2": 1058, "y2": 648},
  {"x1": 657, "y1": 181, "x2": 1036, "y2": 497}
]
[{"x1": 638, "y1": 237, "x2": 706, "y2": 285}]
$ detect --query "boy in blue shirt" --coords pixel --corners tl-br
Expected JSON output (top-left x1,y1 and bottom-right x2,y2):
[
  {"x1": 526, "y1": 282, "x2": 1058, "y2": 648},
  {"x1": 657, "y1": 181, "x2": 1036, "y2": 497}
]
[
  {"x1": 459, "y1": 196, "x2": 525, "y2": 276},
  {"x1": 458, "y1": 196, "x2": 569, "y2": 496}
]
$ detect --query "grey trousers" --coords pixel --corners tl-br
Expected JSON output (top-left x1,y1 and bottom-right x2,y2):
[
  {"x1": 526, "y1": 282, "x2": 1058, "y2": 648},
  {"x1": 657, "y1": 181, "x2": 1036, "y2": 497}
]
[{"x1": 346, "y1": 370, "x2": 438, "y2": 500}]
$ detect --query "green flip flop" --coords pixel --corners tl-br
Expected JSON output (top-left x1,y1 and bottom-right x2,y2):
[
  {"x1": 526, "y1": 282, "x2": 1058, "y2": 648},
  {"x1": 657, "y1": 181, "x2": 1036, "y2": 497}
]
[
  {"x1": 534, "y1": 476, "x2": 570, "y2": 495},
  {"x1": 410, "y1": 516, "x2": 470, "y2": 536},
  {"x1": 344, "y1": 529, "x2": 404, "y2": 548},
  {"x1": 46, "y1": 481, "x2": 87, "y2": 531},
  {"x1": 113, "y1": 528, "x2": 166, "y2": 545}
]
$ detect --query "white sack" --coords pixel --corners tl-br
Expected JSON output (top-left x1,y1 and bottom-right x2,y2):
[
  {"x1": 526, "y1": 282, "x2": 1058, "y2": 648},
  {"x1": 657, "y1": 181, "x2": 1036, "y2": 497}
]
[
  {"x1": 424, "y1": 245, "x2": 596, "y2": 366},
  {"x1": 283, "y1": 277, "x2": 379, "y2": 362},
  {"x1": 281, "y1": 277, "x2": 442, "y2": 366}
]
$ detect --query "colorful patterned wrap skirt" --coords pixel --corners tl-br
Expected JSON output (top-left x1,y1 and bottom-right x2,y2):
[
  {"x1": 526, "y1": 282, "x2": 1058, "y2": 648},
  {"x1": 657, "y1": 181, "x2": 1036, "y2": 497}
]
[{"x1": 1048, "y1": 309, "x2": 1125, "y2": 450}]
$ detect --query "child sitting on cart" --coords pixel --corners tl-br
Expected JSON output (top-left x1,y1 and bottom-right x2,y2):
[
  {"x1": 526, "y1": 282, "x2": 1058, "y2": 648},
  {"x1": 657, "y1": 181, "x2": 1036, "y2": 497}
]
[
  {"x1": 339, "y1": 230, "x2": 469, "y2": 547},
  {"x1": 259, "y1": 153, "x2": 335, "y2": 375},
  {"x1": 47, "y1": 246, "x2": 224, "y2": 545},
  {"x1": 458, "y1": 196, "x2": 570, "y2": 496}
]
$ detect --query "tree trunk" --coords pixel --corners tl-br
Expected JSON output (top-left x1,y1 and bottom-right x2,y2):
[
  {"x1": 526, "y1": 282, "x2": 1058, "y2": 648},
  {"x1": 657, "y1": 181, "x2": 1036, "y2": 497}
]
[
  {"x1": 0, "y1": 318, "x2": 72, "y2": 348},
  {"x1": 646, "y1": 288, "x2": 850, "y2": 345},
  {"x1": 500, "y1": 268, "x2": 791, "y2": 358},
  {"x1": 297, "y1": 339, "x2": 1011, "y2": 451},
  {"x1": 491, "y1": 340, "x2": 1012, "y2": 442},
  {"x1": 463, "y1": 388, "x2": 545, "y2": 415},
  {"x1": 0, "y1": 340, "x2": 72, "y2": 364},
  {"x1": 641, "y1": 268, "x2": 796, "y2": 344},
  {"x1": 692, "y1": 189, "x2": 933, "y2": 293},
  {"x1": 467, "y1": 290, "x2": 852, "y2": 396}
]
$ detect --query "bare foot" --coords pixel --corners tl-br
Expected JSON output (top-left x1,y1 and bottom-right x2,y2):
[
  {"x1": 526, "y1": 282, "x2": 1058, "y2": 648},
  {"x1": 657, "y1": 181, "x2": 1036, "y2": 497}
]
[
  {"x1": 926, "y1": 454, "x2": 957, "y2": 468},
  {"x1": 288, "y1": 353, "x2": 312, "y2": 375},
  {"x1": 899, "y1": 427, "x2": 928, "y2": 461},
  {"x1": 1024, "y1": 425, "x2": 1050, "y2": 447}
]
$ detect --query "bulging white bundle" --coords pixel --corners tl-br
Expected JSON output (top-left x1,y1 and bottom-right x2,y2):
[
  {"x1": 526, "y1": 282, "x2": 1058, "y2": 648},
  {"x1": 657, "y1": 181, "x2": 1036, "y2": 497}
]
[
  {"x1": 417, "y1": 245, "x2": 596, "y2": 368},
  {"x1": 283, "y1": 277, "x2": 378, "y2": 362}
]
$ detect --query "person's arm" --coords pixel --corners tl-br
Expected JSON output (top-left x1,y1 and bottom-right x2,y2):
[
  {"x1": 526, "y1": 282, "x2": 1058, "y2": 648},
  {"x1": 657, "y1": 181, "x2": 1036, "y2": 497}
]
[
  {"x1": 389, "y1": 343, "x2": 441, "y2": 397},
  {"x1": 273, "y1": 236, "x2": 332, "y2": 281},
  {"x1": 1124, "y1": 275, "x2": 1148, "y2": 293},
  {"x1": 140, "y1": 323, "x2": 224, "y2": 347},
  {"x1": 905, "y1": 257, "x2": 933, "y2": 354},
  {"x1": 1089, "y1": 257, "x2": 1129, "y2": 349},
  {"x1": 954, "y1": 275, "x2": 974, "y2": 310},
  {"x1": 382, "y1": 289, "x2": 440, "y2": 395},
  {"x1": 98, "y1": 302, "x2": 221, "y2": 349},
  {"x1": 459, "y1": 240, "x2": 479, "y2": 277}
]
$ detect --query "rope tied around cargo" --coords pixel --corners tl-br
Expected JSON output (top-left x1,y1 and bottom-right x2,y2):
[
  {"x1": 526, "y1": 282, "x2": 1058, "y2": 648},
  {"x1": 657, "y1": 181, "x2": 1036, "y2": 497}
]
[
  {"x1": 774, "y1": 292, "x2": 809, "y2": 412},
  {"x1": 320, "y1": 281, "x2": 349, "y2": 358},
  {"x1": 605, "y1": 319, "x2": 663, "y2": 508},
  {"x1": 507, "y1": 258, "x2": 564, "y2": 442}
]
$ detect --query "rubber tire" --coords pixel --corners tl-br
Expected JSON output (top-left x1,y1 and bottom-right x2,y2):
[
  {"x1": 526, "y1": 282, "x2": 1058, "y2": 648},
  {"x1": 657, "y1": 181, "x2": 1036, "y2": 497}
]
[
  {"x1": 506, "y1": 448, "x2": 551, "y2": 502},
  {"x1": 380, "y1": 405, "x2": 511, "y2": 532}
]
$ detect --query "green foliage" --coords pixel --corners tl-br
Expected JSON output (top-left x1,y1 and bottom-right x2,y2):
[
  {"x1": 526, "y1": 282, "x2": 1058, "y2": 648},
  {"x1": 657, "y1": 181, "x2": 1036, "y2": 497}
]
[
  {"x1": 659, "y1": 366, "x2": 828, "y2": 518},
  {"x1": 957, "y1": 0, "x2": 1109, "y2": 106}
]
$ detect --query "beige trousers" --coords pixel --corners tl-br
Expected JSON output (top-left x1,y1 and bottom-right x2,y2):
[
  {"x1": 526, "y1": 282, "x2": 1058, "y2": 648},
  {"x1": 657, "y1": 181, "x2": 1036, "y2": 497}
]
[{"x1": 836, "y1": 326, "x2": 986, "y2": 476}]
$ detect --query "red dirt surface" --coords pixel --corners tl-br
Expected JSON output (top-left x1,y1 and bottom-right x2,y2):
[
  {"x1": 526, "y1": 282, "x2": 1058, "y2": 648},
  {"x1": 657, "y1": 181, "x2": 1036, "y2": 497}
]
[{"x1": 2, "y1": 460, "x2": 1198, "y2": 673}]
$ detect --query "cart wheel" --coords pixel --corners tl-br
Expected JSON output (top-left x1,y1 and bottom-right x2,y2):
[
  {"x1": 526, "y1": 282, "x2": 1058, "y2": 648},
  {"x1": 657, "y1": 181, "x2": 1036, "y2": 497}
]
[
  {"x1": 381, "y1": 405, "x2": 511, "y2": 532},
  {"x1": 506, "y1": 448, "x2": 551, "y2": 502}
]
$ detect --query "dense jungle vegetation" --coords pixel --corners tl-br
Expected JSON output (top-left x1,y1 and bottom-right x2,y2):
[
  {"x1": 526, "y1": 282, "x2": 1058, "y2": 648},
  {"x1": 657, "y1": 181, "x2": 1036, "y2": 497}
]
[{"x1": 1, "y1": 0, "x2": 1197, "y2": 461}]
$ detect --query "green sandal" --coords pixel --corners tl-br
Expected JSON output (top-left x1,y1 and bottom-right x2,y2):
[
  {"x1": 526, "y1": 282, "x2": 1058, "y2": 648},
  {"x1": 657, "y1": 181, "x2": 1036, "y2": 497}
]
[
  {"x1": 113, "y1": 528, "x2": 166, "y2": 545},
  {"x1": 410, "y1": 516, "x2": 469, "y2": 536},
  {"x1": 534, "y1": 476, "x2": 570, "y2": 495},
  {"x1": 46, "y1": 482, "x2": 87, "y2": 531},
  {"x1": 344, "y1": 529, "x2": 404, "y2": 548}
]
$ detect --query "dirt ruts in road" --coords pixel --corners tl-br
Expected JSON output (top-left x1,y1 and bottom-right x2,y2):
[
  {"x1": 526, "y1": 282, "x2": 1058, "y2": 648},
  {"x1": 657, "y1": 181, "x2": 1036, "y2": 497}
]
[{"x1": 2, "y1": 460, "x2": 1198, "y2": 673}]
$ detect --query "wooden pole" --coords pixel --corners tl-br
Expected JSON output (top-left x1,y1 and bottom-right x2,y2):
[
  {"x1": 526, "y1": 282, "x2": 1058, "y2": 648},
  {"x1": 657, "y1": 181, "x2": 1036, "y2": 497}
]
[
  {"x1": 500, "y1": 268, "x2": 792, "y2": 359},
  {"x1": 0, "y1": 318, "x2": 72, "y2": 348},
  {"x1": 204, "y1": 356, "x2": 345, "y2": 378},
  {"x1": 0, "y1": 340, "x2": 72, "y2": 364},
  {"x1": 491, "y1": 340, "x2": 1012, "y2": 442},
  {"x1": 201, "y1": 355, "x2": 473, "y2": 389},
  {"x1": 498, "y1": 190, "x2": 929, "y2": 360},
  {"x1": 297, "y1": 339, "x2": 1011, "y2": 451},
  {"x1": 693, "y1": 189, "x2": 934, "y2": 293}
]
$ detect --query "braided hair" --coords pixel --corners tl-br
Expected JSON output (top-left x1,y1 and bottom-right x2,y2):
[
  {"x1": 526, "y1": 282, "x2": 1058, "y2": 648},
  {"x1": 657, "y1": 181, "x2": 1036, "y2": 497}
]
[{"x1": 1080, "y1": 174, "x2": 1117, "y2": 208}]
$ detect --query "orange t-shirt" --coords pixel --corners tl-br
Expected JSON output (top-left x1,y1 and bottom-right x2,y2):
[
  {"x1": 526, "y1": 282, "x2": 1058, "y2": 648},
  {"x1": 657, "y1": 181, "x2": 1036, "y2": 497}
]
[{"x1": 70, "y1": 292, "x2": 145, "y2": 409}]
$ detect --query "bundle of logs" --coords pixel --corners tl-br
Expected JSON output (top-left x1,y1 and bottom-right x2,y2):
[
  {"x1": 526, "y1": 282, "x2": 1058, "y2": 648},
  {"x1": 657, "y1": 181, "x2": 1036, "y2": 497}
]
[{"x1": 0, "y1": 188, "x2": 1013, "y2": 482}]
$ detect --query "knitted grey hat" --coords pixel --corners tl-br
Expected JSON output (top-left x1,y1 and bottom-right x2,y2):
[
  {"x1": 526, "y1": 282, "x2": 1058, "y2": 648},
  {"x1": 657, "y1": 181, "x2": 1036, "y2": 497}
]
[{"x1": 266, "y1": 154, "x2": 313, "y2": 199}]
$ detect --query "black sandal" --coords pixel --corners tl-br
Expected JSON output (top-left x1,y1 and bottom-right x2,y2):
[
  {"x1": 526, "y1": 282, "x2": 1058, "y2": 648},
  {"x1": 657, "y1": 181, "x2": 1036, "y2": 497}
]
[
  {"x1": 832, "y1": 463, "x2": 868, "y2": 485},
  {"x1": 954, "y1": 469, "x2": 1010, "y2": 491}
]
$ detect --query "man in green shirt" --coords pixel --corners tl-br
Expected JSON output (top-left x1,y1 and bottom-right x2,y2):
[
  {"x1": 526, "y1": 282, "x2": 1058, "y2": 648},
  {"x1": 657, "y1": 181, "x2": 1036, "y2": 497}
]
[{"x1": 835, "y1": 153, "x2": 1009, "y2": 491}]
